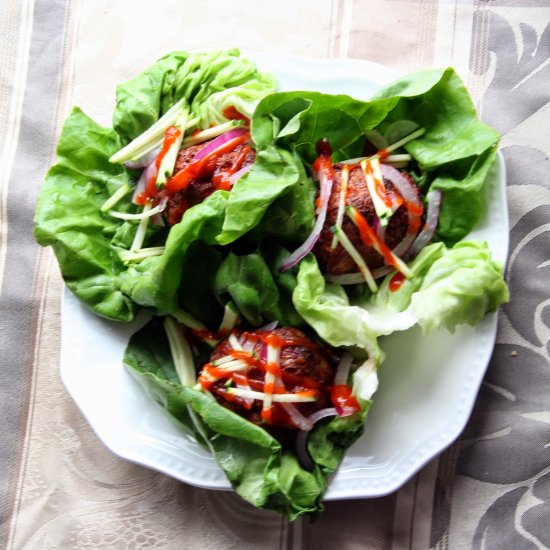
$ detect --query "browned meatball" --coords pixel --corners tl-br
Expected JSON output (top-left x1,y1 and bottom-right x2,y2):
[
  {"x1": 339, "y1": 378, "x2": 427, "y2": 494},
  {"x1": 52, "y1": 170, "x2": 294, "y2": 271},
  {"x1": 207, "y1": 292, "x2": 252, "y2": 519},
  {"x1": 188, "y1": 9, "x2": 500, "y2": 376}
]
[
  {"x1": 162, "y1": 140, "x2": 256, "y2": 225},
  {"x1": 314, "y1": 163, "x2": 419, "y2": 275},
  {"x1": 204, "y1": 328, "x2": 334, "y2": 436}
]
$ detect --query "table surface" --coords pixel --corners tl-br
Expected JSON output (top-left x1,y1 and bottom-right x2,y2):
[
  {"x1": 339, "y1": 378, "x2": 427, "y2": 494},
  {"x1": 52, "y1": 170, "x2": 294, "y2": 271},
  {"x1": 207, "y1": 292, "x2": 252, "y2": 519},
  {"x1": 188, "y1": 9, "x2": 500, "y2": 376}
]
[{"x1": 2, "y1": 1, "x2": 549, "y2": 548}]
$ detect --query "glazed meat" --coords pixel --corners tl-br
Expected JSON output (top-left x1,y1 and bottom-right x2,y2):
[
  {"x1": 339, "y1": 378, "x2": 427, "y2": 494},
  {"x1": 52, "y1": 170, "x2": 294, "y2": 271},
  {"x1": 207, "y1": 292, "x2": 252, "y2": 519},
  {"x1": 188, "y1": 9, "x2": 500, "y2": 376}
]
[
  {"x1": 314, "y1": 163, "x2": 419, "y2": 275},
  {"x1": 162, "y1": 139, "x2": 256, "y2": 225},
  {"x1": 203, "y1": 328, "x2": 334, "y2": 436}
]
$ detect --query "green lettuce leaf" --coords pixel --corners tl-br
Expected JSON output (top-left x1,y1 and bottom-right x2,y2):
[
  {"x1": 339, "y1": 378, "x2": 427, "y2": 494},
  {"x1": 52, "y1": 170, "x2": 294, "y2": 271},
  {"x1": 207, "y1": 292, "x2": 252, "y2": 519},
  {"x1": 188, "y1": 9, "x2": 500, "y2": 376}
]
[
  {"x1": 34, "y1": 107, "x2": 142, "y2": 321},
  {"x1": 292, "y1": 255, "x2": 383, "y2": 401},
  {"x1": 124, "y1": 317, "x2": 368, "y2": 520},
  {"x1": 294, "y1": 242, "x2": 509, "y2": 341},
  {"x1": 408, "y1": 241, "x2": 509, "y2": 332},
  {"x1": 360, "y1": 240, "x2": 509, "y2": 334},
  {"x1": 120, "y1": 191, "x2": 229, "y2": 314},
  {"x1": 250, "y1": 68, "x2": 500, "y2": 245},
  {"x1": 213, "y1": 242, "x2": 304, "y2": 328},
  {"x1": 216, "y1": 146, "x2": 310, "y2": 245},
  {"x1": 372, "y1": 68, "x2": 498, "y2": 168},
  {"x1": 114, "y1": 48, "x2": 276, "y2": 143},
  {"x1": 178, "y1": 243, "x2": 224, "y2": 329},
  {"x1": 35, "y1": 49, "x2": 278, "y2": 320}
]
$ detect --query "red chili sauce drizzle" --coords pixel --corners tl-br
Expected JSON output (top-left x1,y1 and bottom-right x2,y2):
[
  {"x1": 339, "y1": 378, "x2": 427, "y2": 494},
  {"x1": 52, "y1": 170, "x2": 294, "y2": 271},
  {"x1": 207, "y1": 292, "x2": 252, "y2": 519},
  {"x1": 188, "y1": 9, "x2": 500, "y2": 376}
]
[
  {"x1": 363, "y1": 160, "x2": 393, "y2": 208},
  {"x1": 406, "y1": 202, "x2": 424, "y2": 234},
  {"x1": 136, "y1": 120, "x2": 252, "y2": 210},
  {"x1": 197, "y1": 329, "x2": 359, "y2": 428},
  {"x1": 350, "y1": 208, "x2": 400, "y2": 269},
  {"x1": 166, "y1": 132, "x2": 250, "y2": 194},
  {"x1": 135, "y1": 125, "x2": 181, "y2": 205},
  {"x1": 313, "y1": 138, "x2": 336, "y2": 209},
  {"x1": 331, "y1": 384, "x2": 361, "y2": 417},
  {"x1": 211, "y1": 143, "x2": 253, "y2": 191},
  {"x1": 222, "y1": 105, "x2": 250, "y2": 125},
  {"x1": 389, "y1": 271, "x2": 406, "y2": 292}
]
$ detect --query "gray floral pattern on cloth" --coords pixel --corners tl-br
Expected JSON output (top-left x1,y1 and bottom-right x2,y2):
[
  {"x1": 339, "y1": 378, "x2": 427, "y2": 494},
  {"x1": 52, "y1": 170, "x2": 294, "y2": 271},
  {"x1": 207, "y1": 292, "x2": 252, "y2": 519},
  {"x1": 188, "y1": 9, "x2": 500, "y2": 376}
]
[{"x1": 431, "y1": 10, "x2": 550, "y2": 550}]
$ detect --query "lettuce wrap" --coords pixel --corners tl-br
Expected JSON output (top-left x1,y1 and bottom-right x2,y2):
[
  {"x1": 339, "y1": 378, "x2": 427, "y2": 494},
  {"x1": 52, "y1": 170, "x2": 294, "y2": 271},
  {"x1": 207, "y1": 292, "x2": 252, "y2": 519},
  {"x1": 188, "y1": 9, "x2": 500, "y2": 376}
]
[
  {"x1": 34, "y1": 51, "x2": 508, "y2": 519},
  {"x1": 124, "y1": 317, "x2": 370, "y2": 520},
  {"x1": 34, "y1": 49, "x2": 299, "y2": 321}
]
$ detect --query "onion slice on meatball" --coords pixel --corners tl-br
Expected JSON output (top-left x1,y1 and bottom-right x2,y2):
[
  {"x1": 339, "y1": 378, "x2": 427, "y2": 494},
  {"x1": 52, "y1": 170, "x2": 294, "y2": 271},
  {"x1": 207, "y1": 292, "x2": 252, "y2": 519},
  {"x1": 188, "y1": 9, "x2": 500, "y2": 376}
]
[
  {"x1": 280, "y1": 155, "x2": 335, "y2": 272},
  {"x1": 408, "y1": 190, "x2": 442, "y2": 257},
  {"x1": 380, "y1": 164, "x2": 424, "y2": 258},
  {"x1": 192, "y1": 127, "x2": 249, "y2": 161}
]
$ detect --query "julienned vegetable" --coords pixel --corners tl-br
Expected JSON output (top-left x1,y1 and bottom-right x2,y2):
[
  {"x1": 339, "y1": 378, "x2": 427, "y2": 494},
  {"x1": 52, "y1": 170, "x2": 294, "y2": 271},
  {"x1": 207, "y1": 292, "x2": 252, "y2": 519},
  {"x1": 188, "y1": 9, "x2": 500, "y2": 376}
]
[
  {"x1": 34, "y1": 49, "x2": 280, "y2": 321},
  {"x1": 124, "y1": 318, "x2": 370, "y2": 520},
  {"x1": 279, "y1": 140, "x2": 334, "y2": 271},
  {"x1": 34, "y1": 50, "x2": 509, "y2": 519}
]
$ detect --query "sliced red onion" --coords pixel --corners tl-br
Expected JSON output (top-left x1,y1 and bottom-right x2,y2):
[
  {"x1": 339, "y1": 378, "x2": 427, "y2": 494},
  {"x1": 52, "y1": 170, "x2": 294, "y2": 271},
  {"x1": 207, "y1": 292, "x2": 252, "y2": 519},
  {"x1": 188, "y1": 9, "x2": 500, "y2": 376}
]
[
  {"x1": 193, "y1": 127, "x2": 248, "y2": 162},
  {"x1": 131, "y1": 159, "x2": 158, "y2": 204},
  {"x1": 151, "y1": 213, "x2": 165, "y2": 226},
  {"x1": 391, "y1": 228, "x2": 417, "y2": 258},
  {"x1": 239, "y1": 335, "x2": 256, "y2": 353},
  {"x1": 282, "y1": 403, "x2": 314, "y2": 431},
  {"x1": 123, "y1": 146, "x2": 161, "y2": 170},
  {"x1": 334, "y1": 352, "x2": 353, "y2": 386},
  {"x1": 325, "y1": 265, "x2": 394, "y2": 285},
  {"x1": 295, "y1": 407, "x2": 339, "y2": 469},
  {"x1": 380, "y1": 164, "x2": 421, "y2": 211},
  {"x1": 307, "y1": 407, "x2": 338, "y2": 423},
  {"x1": 260, "y1": 342, "x2": 267, "y2": 362},
  {"x1": 381, "y1": 164, "x2": 423, "y2": 257},
  {"x1": 259, "y1": 321, "x2": 278, "y2": 332},
  {"x1": 408, "y1": 190, "x2": 442, "y2": 257},
  {"x1": 280, "y1": 163, "x2": 334, "y2": 272},
  {"x1": 228, "y1": 163, "x2": 253, "y2": 186}
]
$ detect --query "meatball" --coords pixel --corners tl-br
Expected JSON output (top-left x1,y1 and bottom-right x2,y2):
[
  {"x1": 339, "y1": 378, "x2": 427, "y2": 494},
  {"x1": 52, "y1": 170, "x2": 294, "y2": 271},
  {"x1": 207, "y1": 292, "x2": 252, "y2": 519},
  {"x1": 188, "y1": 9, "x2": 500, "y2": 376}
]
[
  {"x1": 314, "y1": 163, "x2": 419, "y2": 275},
  {"x1": 203, "y1": 328, "x2": 334, "y2": 437},
  {"x1": 162, "y1": 140, "x2": 256, "y2": 225}
]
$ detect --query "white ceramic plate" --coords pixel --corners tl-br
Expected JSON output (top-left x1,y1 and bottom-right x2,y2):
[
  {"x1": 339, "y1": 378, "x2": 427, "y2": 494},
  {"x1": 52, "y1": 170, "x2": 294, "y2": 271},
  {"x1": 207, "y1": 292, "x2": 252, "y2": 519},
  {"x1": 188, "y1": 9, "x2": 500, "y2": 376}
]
[{"x1": 60, "y1": 53, "x2": 508, "y2": 500}]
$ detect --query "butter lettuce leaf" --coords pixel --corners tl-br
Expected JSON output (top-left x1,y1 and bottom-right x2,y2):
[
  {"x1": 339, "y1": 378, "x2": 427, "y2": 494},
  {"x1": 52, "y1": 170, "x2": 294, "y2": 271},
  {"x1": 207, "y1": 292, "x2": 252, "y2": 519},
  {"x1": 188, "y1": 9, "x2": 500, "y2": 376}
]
[
  {"x1": 217, "y1": 146, "x2": 312, "y2": 245},
  {"x1": 362, "y1": 241, "x2": 508, "y2": 334},
  {"x1": 35, "y1": 50, "x2": 278, "y2": 320},
  {"x1": 124, "y1": 317, "x2": 368, "y2": 520},
  {"x1": 408, "y1": 241, "x2": 509, "y2": 332},
  {"x1": 294, "y1": 242, "x2": 508, "y2": 343},
  {"x1": 292, "y1": 255, "x2": 383, "y2": 401},
  {"x1": 114, "y1": 48, "x2": 276, "y2": 143},
  {"x1": 120, "y1": 191, "x2": 229, "y2": 315},
  {"x1": 212, "y1": 241, "x2": 304, "y2": 328},
  {"x1": 250, "y1": 68, "x2": 500, "y2": 245},
  {"x1": 34, "y1": 107, "x2": 142, "y2": 321}
]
